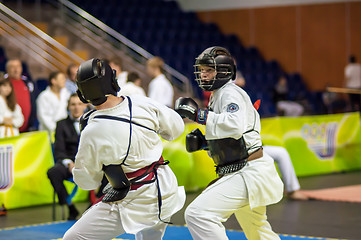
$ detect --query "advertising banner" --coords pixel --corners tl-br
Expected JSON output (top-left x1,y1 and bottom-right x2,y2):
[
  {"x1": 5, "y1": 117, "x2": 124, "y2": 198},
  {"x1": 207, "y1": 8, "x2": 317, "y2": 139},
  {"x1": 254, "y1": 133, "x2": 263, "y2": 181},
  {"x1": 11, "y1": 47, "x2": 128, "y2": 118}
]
[
  {"x1": 1, "y1": 113, "x2": 360, "y2": 209},
  {"x1": 261, "y1": 112, "x2": 361, "y2": 176},
  {"x1": 0, "y1": 131, "x2": 87, "y2": 209}
]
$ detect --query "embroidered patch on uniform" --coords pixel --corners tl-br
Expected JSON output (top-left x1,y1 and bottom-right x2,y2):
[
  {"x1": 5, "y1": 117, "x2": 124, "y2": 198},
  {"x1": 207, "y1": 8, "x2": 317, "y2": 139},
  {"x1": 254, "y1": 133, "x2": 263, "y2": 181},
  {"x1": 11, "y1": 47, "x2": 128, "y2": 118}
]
[{"x1": 227, "y1": 103, "x2": 239, "y2": 113}]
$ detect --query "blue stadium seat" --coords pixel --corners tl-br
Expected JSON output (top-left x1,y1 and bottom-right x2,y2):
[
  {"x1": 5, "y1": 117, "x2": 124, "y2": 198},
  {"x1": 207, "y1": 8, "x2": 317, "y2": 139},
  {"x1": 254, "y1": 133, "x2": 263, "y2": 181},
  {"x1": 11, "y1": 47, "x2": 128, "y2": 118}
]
[
  {"x1": 69, "y1": 0, "x2": 316, "y2": 113},
  {"x1": 35, "y1": 79, "x2": 48, "y2": 93}
]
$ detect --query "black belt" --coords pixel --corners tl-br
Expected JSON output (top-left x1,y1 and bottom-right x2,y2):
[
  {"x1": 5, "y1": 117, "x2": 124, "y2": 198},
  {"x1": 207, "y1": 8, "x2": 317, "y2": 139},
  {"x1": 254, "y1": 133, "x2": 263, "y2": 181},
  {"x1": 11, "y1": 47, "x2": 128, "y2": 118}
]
[{"x1": 216, "y1": 148, "x2": 263, "y2": 175}]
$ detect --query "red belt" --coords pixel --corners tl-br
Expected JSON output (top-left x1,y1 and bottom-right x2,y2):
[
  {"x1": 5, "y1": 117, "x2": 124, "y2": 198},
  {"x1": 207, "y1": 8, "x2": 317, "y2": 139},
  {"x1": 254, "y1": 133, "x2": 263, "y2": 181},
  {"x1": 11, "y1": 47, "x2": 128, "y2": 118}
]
[{"x1": 127, "y1": 156, "x2": 165, "y2": 190}]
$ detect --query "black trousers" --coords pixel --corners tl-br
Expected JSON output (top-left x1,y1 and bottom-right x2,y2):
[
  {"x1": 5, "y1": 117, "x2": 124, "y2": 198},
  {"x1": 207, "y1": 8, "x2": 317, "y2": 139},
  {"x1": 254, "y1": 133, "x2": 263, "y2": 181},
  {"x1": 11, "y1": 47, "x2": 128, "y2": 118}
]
[{"x1": 47, "y1": 163, "x2": 73, "y2": 205}]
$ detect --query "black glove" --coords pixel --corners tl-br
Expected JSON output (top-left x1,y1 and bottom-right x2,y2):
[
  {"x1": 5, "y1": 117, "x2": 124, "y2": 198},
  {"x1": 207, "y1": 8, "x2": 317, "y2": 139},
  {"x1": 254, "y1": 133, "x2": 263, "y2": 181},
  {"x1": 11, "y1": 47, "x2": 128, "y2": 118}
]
[
  {"x1": 102, "y1": 185, "x2": 130, "y2": 203},
  {"x1": 174, "y1": 97, "x2": 208, "y2": 124},
  {"x1": 102, "y1": 164, "x2": 131, "y2": 202},
  {"x1": 186, "y1": 128, "x2": 208, "y2": 152}
]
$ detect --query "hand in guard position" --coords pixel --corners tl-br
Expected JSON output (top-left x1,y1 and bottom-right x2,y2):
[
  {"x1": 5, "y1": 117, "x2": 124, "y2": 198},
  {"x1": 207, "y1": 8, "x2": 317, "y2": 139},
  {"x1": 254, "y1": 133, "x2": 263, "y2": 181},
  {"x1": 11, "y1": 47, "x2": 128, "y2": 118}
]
[
  {"x1": 186, "y1": 128, "x2": 208, "y2": 152},
  {"x1": 174, "y1": 97, "x2": 208, "y2": 125}
]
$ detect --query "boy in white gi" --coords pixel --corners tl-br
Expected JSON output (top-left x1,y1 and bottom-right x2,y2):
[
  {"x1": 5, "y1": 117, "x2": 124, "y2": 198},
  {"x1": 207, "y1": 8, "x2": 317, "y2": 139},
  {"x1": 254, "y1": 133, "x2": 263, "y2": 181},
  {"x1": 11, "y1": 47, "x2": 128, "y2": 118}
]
[
  {"x1": 63, "y1": 58, "x2": 185, "y2": 240},
  {"x1": 175, "y1": 46, "x2": 284, "y2": 239}
]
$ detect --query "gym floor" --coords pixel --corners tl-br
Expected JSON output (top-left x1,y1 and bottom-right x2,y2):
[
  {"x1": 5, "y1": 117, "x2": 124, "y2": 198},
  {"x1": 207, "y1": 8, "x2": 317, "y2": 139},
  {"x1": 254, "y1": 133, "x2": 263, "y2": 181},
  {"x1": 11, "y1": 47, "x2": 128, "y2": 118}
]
[{"x1": 1, "y1": 171, "x2": 360, "y2": 240}]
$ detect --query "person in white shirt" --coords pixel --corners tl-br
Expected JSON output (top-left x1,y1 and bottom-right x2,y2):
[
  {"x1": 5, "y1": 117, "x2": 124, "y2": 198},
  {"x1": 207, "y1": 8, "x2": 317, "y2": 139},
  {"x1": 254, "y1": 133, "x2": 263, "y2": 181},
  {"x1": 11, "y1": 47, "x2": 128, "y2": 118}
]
[
  {"x1": 63, "y1": 58, "x2": 185, "y2": 240},
  {"x1": 147, "y1": 56, "x2": 174, "y2": 107},
  {"x1": 36, "y1": 71, "x2": 70, "y2": 133},
  {"x1": 175, "y1": 47, "x2": 283, "y2": 240},
  {"x1": 109, "y1": 57, "x2": 128, "y2": 88},
  {"x1": 0, "y1": 76, "x2": 24, "y2": 138},
  {"x1": 118, "y1": 72, "x2": 146, "y2": 97},
  {"x1": 344, "y1": 55, "x2": 361, "y2": 112}
]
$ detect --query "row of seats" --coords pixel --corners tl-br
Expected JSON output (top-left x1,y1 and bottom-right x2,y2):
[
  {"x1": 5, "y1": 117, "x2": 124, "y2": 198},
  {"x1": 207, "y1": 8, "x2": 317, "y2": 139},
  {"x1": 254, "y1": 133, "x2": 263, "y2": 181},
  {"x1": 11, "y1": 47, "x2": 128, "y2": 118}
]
[
  {"x1": 69, "y1": 0, "x2": 317, "y2": 116},
  {"x1": 1, "y1": 0, "x2": 319, "y2": 117}
]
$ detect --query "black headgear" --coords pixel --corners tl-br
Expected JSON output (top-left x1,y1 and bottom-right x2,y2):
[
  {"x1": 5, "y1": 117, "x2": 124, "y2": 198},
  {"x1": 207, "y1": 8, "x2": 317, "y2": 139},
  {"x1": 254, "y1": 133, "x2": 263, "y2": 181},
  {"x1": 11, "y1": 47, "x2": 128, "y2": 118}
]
[
  {"x1": 76, "y1": 58, "x2": 120, "y2": 106},
  {"x1": 194, "y1": 46, "x2": 236, "y2": 91}
]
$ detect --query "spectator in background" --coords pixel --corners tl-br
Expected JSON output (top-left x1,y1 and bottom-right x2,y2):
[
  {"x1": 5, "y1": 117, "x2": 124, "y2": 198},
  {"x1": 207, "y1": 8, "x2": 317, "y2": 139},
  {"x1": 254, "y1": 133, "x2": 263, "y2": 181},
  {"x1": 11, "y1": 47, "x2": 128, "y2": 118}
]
[
  {"x1": 47, "y1": 93, "x2": 87, "y2": 220},
  {"x1": 272, "y1": 75, "x2": 304, "y2": 116},
  {"x1": 344, "y1": 55, "x2": 361, "y2": 112},
  {"x1": 5, "y1": 59, "x2": 36, "y2": 132},
  {"x1": 263, "y1": 146, "x2": 308, "y2": 200},
  {"x1": 65, "y1": 63, "x2": 79, "y2": 94},
  {"x1": 118, "y1": 72, "x2": 146, "y2": 97},
  {"x1": 36, "y1": 71, "x2": 70, "y2": 133},
  {"x1": 0, "y1": 74, "x2": 24, "y2": 138},
  {"x1": 147, "y1": 56, "x2": 174, "y2": 107},
  {"x1": 108, "y1": 57, "x2": 128, "y2": 88}
]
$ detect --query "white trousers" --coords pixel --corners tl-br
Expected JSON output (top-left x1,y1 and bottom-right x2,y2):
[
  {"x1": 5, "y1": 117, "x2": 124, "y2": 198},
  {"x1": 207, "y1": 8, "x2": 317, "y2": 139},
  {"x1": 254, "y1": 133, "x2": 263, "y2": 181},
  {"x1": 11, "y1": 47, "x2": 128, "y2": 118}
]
[
  {"x1": 185, "y1": 173, "x2": 280, "y2": 240},
  {"x1": 63, "y1": 201, "x2": 168, "y2": 240},
  {"x1": 263, "y1": 145, "x2": 300, "y2": 193}
]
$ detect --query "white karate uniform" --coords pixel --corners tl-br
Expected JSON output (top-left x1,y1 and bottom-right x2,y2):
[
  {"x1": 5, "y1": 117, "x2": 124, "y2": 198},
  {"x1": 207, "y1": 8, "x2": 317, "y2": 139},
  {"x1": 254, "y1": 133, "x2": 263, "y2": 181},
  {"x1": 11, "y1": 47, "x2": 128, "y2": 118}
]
[
  {"x1": 148, "y1": 74, "x2": 174, "y2": 107},
  {"x1": 263, "y1": 145, "x2": 300, "y2": 193},
  {"x1": 118, "y1": 82, "x2": 146, "y2": 97},
  {"x1": 185, "y1": 82, "x2": 284, "y2": 240},
  {"x1": 64, "y1": 95, "x2": 186, "y2": 240},
  {"x1": 36, "y1": 87, "x2": 70, "y2": 132},
  {"x1": 0, "y1": 96, "x2": 24, "y2": 137}
]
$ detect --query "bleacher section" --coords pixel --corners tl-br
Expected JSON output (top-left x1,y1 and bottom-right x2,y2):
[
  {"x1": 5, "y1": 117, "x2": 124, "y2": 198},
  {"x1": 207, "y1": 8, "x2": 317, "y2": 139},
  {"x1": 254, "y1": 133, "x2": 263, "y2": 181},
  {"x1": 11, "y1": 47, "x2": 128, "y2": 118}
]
[
  {"x1": 67, "y1": 0, "x2": 319, "y2": 116},
  {"x1": 1, "y1": 0, "x2": 324, "y2": 116}
]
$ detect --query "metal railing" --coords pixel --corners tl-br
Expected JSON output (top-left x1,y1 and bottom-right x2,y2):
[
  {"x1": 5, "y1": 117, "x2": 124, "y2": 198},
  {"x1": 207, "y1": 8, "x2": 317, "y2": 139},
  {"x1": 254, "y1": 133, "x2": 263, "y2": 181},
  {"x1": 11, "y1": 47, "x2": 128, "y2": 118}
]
[{"x1": 0, "y1": 2, "x2": 84, "y2": 72}]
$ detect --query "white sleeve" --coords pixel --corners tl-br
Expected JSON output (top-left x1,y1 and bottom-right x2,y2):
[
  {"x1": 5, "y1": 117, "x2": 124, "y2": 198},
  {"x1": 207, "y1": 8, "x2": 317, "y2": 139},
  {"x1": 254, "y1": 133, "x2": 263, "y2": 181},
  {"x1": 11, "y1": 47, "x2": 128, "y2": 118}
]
[
  {"x1": 205, "y1": 90, "x2": 247, "y2": 140},
  {"x1": 12, "y1": 104, "x2": 24, "y2": 128},
  {"x1": 148, "y1": 80, "x2": 157, "y2": 100},
  {"x1": 36, "y1": 95, "x2": 56, "y2": 132},
  {"x1": 72, "y1": 129, "x2": 105, "y2": 190},
  {"x1": 154, "y1": 101, "x2": 184, "y2": 141}
]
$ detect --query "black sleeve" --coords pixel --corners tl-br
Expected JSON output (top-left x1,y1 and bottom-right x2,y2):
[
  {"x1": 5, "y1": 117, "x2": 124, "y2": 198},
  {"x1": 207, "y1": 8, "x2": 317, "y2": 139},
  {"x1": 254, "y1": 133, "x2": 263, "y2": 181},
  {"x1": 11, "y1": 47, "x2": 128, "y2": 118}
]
[{"x1": 53, "y1": 121, "x2": 68, "y2": 163}]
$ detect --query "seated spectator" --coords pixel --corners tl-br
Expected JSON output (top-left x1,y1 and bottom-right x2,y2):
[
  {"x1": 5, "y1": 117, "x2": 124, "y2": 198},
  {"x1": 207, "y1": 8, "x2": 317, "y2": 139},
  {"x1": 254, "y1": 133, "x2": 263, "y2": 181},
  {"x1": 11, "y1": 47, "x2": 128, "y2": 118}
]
[
  {"x1": 118, "y1": 72, "x2": 146, "y2": 97},
  {"x1": 108, "y1": 57, "x2": 128, "y2": 88},
  {"x1": 47, "y1": 94, "x2": 87, "y2": 220},
  {"x1": 272, "y1": 75, "x2": 304, "y2": 116},
  {"x1": 5, "y1": 59, "x2": 36, "y2": 132},
  {"x1": 36, "y1": 71, "x2": 70, "y2": 133},
  {"x1": 146, "y1": 56, "x2": 174, "y2": 107},
  {"x1": 0, "y1": 74, "x2": 24, "y2": 138},
  {"x1": 263, "y1": 145, "x2": 308, "y2": 200},
  {"x1": 65, "y1": 63, "x2": 79, "y2": 94}
]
